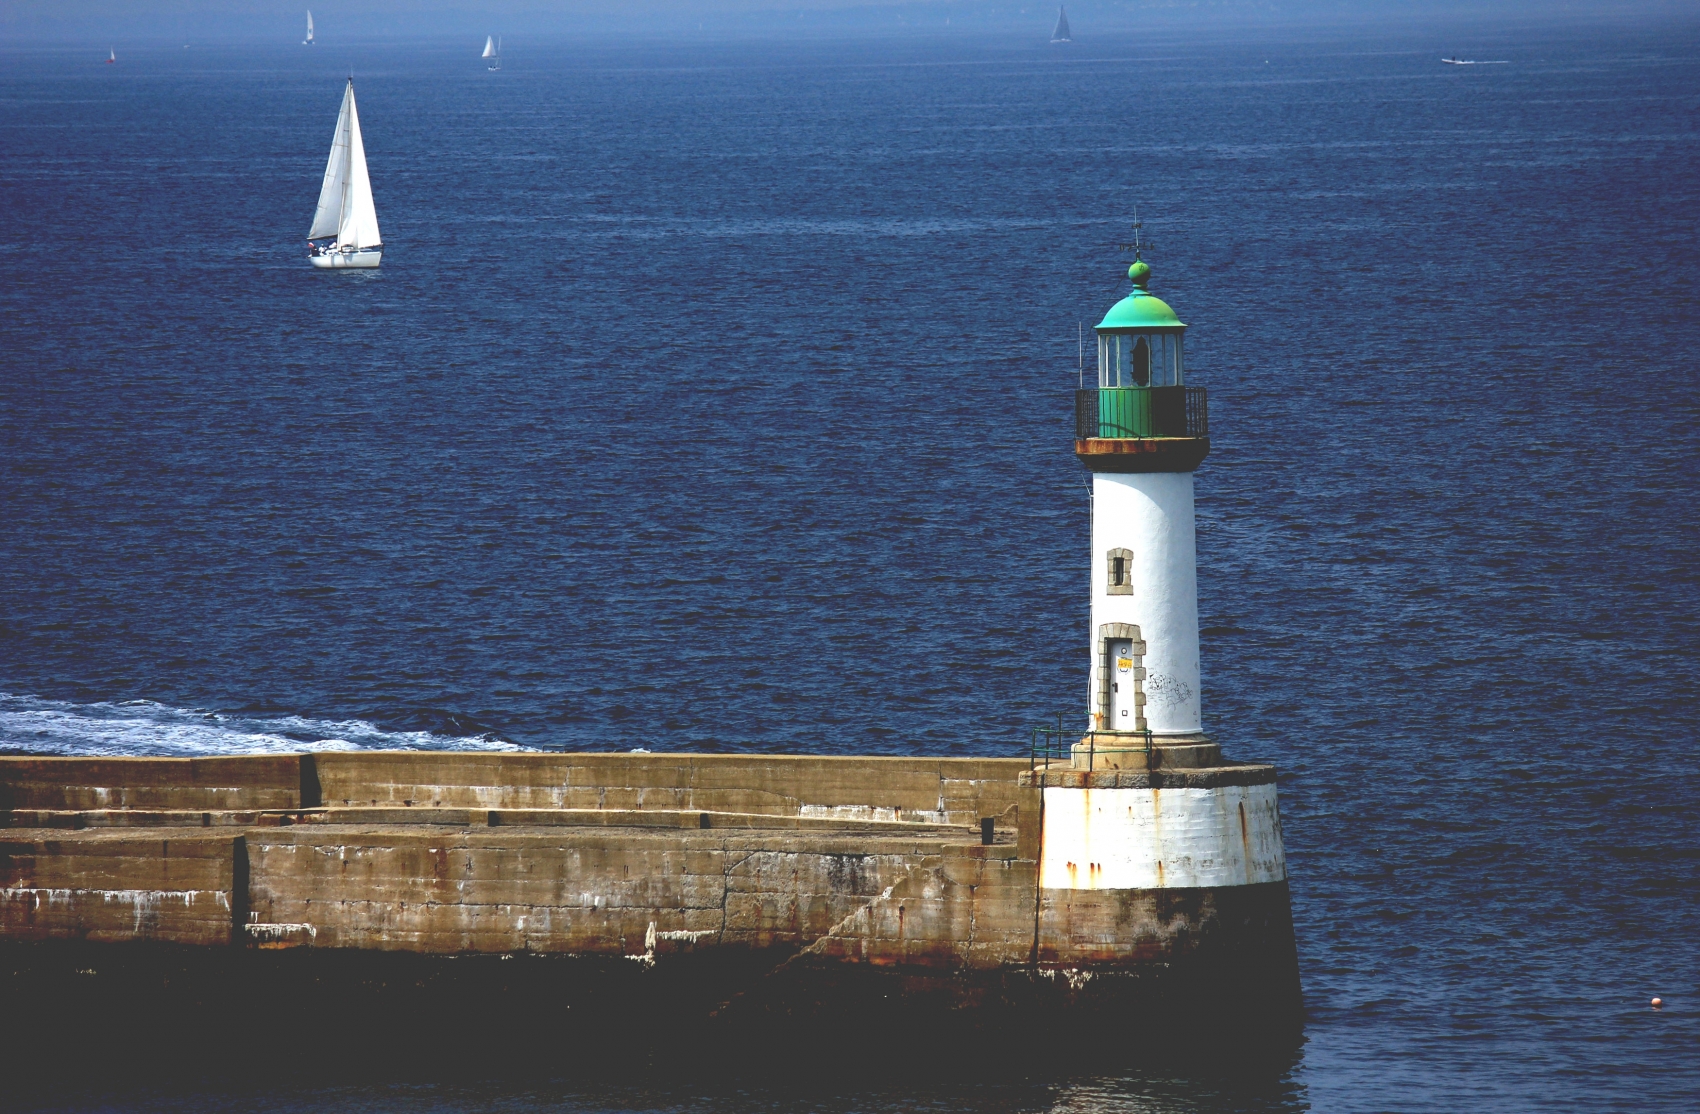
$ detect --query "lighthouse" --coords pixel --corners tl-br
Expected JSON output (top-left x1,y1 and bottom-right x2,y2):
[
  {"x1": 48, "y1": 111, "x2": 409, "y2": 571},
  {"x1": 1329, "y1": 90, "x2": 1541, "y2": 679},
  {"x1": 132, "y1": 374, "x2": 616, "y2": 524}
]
[
  {"x1": 1078, "y1": 255, "x2": 1207, "y2": 758},
  {"x1": 1022, "y1": 248, "x2": 1302, "y2": 1023}
]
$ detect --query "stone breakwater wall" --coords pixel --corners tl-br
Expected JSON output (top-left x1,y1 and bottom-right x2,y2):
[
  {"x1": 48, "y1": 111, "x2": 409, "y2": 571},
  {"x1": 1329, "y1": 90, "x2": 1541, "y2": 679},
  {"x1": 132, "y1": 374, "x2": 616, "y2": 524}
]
[
  {"x1": 1, "y1": 752, "x2": 1300, "y2": 1034},
  {"x1": 1, "y1": 753, "x2": 1032, "y2": 955}
]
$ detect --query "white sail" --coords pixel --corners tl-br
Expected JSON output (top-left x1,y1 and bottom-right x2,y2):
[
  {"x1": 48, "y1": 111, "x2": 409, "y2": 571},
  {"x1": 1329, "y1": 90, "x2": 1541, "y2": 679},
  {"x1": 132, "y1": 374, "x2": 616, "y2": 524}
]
[
  {"x1": 339, "y1": 83, "x2": 381, "y2": 250},
  {"x1": 304, "y1": 11, "x2": 314, "y2": 44},
  {"x1": 307, "y1": 84, "x2": 351, "y2": 240},
  {"x1": 1051, "y1": 6, "x2": 1071, "y2": 42},
  {"x1": 482, "y1": 35, "x2": 496, "y2": 58},
  {"x1": 305, "y1": 80, "x2": 382, "y2": 267},
  {"x1": 307, "y1": 80, "x2": 380, "y2": 249}
]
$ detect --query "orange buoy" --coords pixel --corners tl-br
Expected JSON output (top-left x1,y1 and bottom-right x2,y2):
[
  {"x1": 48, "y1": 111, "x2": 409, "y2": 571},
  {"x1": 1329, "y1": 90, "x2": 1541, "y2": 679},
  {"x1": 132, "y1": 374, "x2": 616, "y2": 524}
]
[{"x1": 1651, "y1": 997, "x2": 1663, "y2": 1009}]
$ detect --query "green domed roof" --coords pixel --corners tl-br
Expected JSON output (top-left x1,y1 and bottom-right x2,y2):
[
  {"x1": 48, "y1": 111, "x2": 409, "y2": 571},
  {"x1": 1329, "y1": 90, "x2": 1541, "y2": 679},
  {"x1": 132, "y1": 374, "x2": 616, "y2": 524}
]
[{"x1": 1096, "y1": 261, "x2": 1186, "y2": 332}]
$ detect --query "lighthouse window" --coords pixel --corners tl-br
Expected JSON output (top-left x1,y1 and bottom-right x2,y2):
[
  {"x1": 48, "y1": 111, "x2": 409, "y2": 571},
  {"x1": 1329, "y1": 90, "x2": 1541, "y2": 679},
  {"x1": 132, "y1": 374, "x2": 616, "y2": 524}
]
[
  {"x1": 1107, "y1": 548, "x2": 1134, "y2": 595},
  {"x1": 1137, "y1": 335, "x2": 1176, "y2": 386},
  {"x1": 1100, "y1": 335, "x2": 1189, "y2": 388},
  {"x1": 1131, "y1": 338, "x2": 1151, "y2": 386}
]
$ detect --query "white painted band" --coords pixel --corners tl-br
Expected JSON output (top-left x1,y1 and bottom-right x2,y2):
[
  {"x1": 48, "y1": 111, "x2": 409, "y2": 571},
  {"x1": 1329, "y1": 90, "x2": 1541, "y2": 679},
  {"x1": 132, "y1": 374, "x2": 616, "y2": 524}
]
[{"x1": 1039, "y1": 784, "x2": 1287, "y2": 890}]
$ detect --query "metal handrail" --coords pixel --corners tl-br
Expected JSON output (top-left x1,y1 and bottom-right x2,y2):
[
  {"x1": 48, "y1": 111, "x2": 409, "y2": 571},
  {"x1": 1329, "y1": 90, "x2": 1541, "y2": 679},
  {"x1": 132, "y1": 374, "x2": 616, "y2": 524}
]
[
  {"x1": 1185, "y1": 386, "x2": 1210, "y2": 437},
  {"x1": 1073, "y1": 391, "x2": 1098, "y2": 441},
  {"x1": 1074, "y1": 386, "x2": 1208, "y2": 440},
  {"x1": 1029, "y1": 718, "x2": 1156, "y2": 774}
]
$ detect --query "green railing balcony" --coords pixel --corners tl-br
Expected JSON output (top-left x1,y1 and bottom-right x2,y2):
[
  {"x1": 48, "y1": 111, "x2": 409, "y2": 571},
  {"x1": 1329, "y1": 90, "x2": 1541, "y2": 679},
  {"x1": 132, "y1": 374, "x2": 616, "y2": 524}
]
[{"x1": 1075, "y1": 386, "x2": 1208, "y2": 440}]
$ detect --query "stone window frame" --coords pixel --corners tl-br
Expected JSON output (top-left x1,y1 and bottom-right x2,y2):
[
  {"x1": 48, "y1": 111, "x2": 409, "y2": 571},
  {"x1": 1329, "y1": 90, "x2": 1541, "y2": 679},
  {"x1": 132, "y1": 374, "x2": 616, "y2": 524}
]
[
  {"x1": 1106, "y1": 547, "x2": 1134, "y2": 596},
  {"x1": 1093, "y1": 622, "x2": 1147, "y2": 733}
]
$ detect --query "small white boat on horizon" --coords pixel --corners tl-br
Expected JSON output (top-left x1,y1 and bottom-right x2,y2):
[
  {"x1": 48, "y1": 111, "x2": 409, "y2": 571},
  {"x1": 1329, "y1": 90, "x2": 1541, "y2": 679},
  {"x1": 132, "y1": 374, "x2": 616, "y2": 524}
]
[
  {"x1": 483, "y1": 35, "x2": 501, "y2": 71},
  {"x1": 106, "y1": 47, "x2": 115, "y2": 64},
  {"x1": 304, "y1": 11, "x2": 314, "y2": 45},
  {"x1": 306, "y1": 79, "x2": 382, "y2": 270},
  {"x1": 1051, "y1": 6, "x2": 1071, "y2": 43}
]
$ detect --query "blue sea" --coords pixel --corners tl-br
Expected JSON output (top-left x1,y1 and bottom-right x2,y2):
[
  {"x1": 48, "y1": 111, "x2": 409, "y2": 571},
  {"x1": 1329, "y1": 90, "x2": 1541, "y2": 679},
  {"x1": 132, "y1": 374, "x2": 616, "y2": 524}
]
[{"x1": 2, "y1": 16, "x2": 1698, "y2": 1113}]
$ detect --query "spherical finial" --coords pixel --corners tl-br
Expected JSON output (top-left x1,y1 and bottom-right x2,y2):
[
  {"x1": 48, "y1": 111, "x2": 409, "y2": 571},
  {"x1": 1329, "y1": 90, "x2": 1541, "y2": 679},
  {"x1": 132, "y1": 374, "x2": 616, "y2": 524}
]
[{"x1": 1128, "y1": 260, "x2": 1151, "y2": 289}]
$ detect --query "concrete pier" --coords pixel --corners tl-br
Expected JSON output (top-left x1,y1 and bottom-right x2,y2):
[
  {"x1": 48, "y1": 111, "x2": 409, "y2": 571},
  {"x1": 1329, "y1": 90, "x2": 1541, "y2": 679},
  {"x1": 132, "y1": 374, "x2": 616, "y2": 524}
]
[{"x1": 0, "y1": 750, "x2": 1299, "y2": 1040}]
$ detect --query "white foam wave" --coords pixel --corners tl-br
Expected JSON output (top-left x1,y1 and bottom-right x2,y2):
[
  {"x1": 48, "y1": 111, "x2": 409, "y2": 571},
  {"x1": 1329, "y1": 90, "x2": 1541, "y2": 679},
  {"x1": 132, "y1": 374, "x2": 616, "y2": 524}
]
[{"x1": 0, "y1": 694, "x2": 529, "y2": 758}]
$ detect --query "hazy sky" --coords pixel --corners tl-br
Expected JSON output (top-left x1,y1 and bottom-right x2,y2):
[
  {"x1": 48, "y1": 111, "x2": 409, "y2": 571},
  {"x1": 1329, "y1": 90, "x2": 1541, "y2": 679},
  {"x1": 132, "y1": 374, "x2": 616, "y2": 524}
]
[{"x1": 3, "y1": 0, "x2": 1687, "y2": 43}]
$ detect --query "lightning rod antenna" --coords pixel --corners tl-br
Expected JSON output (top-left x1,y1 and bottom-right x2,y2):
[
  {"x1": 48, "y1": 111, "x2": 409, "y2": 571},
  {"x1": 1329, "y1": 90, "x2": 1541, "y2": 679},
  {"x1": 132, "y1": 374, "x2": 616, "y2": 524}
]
[{"x1": 1116, "y1": 203, "x2": 1152, "y2": 261}]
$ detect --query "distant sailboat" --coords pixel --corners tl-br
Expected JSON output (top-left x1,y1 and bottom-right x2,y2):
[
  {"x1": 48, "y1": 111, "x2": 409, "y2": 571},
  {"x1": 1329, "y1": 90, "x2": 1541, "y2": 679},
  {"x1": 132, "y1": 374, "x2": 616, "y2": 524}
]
[
  {"x1": 304, "y1": 11, "x2": 314, "y2": 45},
  {"x1": 306, "y1": 80, "x2": 383, "y2": 270},
  {"x1": 483, "y1": 35, "x2": 501, "y2": 71},
  {"x1": 1051, "y1": 6, "x2": 1071, "y2": 43},
  {"x1": 106, "y1": 48, "x2": 116, "y2": 64}
]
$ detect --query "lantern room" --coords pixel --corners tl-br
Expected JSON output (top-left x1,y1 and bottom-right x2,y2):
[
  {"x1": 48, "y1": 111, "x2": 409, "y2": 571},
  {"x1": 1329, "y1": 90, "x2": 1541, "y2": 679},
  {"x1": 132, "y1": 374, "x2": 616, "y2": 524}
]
[
  {"x1": 1096, "y1": 261, "x2": 1186, "y2": 389},
  {"x1": 1081, "y1": 259, "x2": 1205, "y2": 445}
]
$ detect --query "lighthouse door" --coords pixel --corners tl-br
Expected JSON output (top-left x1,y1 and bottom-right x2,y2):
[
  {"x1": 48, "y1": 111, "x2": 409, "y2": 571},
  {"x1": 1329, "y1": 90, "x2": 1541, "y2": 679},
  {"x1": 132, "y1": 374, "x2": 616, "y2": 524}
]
[{"x1": 1110, "y1": 639, "x2": 1136, "y2": 728}]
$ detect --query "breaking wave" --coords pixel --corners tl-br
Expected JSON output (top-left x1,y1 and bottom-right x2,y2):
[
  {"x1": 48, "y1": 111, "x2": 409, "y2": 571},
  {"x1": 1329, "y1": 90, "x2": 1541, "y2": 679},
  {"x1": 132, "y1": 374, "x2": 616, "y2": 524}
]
[{"x1": 0, "y1": 694, "x2": 528, "y2": 758}]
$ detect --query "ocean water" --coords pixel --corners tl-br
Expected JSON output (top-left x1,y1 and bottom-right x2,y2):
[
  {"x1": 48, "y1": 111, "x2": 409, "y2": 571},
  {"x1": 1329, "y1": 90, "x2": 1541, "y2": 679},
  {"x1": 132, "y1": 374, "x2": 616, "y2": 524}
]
[{"x1": 2, "y1": 17, "x2": 1699, "y2": 1113}]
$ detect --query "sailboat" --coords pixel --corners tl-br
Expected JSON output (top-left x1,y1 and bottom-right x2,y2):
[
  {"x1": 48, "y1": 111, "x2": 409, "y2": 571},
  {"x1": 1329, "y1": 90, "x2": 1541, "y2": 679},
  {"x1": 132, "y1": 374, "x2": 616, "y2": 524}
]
[
  {"x1": 483, "y1": 35, "x2": 501, "y2": 71},
  {"x1": 304, "y1": 11, "x2": 314, "y2": 45},
  {"x1": 1051, "y1": 6, "x2": 1071, "y2": 43},
  {"x1": 106, "y1": 48, "x2": 116, "y2": 64},
  {"x1": 306, "y1": 79, "x2": 383, "y2": 269}
]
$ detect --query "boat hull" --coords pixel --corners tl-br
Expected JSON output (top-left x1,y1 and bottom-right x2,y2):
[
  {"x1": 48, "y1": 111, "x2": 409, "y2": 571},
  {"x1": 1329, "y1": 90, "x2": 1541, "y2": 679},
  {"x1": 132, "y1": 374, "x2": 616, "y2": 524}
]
[{"x1": 309, "y1": 248, "x2": 382, "y2": 270}]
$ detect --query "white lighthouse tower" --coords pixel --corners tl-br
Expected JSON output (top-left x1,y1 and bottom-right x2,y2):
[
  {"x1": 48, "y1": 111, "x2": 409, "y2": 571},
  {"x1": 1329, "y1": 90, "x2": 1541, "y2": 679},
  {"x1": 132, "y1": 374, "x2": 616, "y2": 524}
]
[{"x1": 1077, "y1": 254, "x2": 1209, "y2": 759}]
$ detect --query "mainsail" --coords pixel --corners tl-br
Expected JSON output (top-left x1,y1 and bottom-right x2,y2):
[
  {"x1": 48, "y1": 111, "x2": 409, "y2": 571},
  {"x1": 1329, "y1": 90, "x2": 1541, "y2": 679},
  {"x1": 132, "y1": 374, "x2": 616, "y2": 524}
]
[
  {"x1": 304, "y1": 11, "x2": 314, "y2": 44},
  {"x1": 482, "y1": 35, "x2": 496, "y2": 58},
  {"x1": 1051, "y1": 6, "x2": 1071, "y2": 42},
  {"x1": 307, "y1": 81, "x2": 381, "y2": 250}
]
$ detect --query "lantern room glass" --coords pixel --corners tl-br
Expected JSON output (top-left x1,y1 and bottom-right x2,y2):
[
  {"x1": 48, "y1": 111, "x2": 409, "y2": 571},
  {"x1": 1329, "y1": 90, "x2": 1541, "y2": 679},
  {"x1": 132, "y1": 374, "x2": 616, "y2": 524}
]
[{"x1": 1097, "y1": 333, "x2": 1184, "y2": 388}]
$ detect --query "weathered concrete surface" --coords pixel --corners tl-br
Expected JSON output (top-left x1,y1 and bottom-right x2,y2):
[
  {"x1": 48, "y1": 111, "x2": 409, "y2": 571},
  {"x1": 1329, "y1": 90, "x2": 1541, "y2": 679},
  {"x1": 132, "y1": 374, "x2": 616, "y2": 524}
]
[
  {"x1": 1, "y1": 753, "x2": 1046, "y2": 962},
  {"x1": 0, "y1": 752, "x2": 1031, "y2": 824},
  {"x1": 1023, "y1": 764, "x2": 1277, "y2": 789},
  {"x1": 243, "y1": 825, "x2": 958, "y2": 954},
  {"x1": 0, "y1": 756, "x2": 303, "y2": 812},
  {"x1": 1037, "y1": 783, "x2": 1286, "y2": 890},
  {"x1": 308, "y1": 752, "x2": 1029, "y2": 826},
  {"x1": 0, "y1": 830, "x2": 239, "y2": 945}
]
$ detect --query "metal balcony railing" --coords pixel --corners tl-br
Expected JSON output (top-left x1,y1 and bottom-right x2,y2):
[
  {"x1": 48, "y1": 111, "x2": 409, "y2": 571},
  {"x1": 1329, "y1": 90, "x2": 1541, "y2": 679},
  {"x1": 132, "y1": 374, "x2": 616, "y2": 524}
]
[{"x1": 1075, "y1": 386, "x2": 1208, "y2": 440}]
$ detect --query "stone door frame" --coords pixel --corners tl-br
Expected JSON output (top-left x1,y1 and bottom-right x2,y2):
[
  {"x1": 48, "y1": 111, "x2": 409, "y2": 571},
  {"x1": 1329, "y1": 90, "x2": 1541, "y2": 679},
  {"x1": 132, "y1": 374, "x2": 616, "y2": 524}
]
[{"x1": 1093, "y1": 622, "x2": 1147, "y2": 733}]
